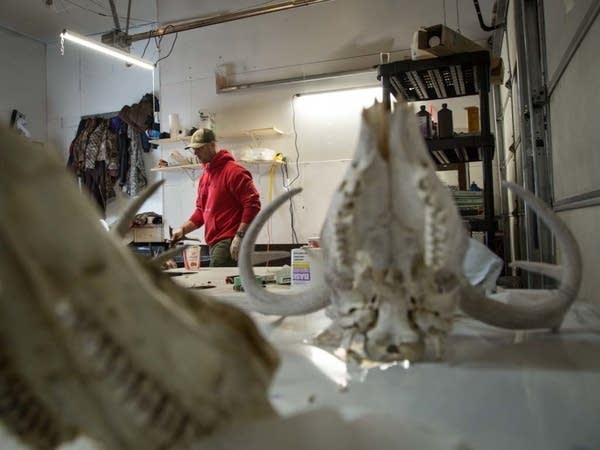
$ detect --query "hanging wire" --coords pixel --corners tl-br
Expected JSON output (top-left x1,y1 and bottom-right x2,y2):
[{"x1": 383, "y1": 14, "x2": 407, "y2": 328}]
[
  {"x1": 61, "y1": 0, "x2": 153, "y2": 24},
  {"x1": 155, "y1": 32, "x2": 179, "y2": 65},
  {"x1": 287, "y1": 94, "x2": 301, "y2": 187},
  {"x1": 456, "y1": 0, "x2": 461, "y2": 33},
  {"x1": 443, "y1": 0, "x2": 447, "y2": 26},
  {"x1": 279, "y1": 162, "x2": 299, "y2": 244}
]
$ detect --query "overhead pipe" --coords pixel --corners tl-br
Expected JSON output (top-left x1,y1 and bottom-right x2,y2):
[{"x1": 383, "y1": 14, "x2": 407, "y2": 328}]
[{"x1": 129, "y1": 0, "x2": 333, "y2": 43}]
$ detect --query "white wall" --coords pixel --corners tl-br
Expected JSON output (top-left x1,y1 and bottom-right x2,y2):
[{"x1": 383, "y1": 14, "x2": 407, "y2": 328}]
[
  {"x1": 40, "y1": 0, "x2": 496, "y2": 243},
  {"x1": 0, "y1": 27, "x2": 46, "y2": 142},
  {"x1": 153, "y1": 0, "x2": 494, "y2": 244}
]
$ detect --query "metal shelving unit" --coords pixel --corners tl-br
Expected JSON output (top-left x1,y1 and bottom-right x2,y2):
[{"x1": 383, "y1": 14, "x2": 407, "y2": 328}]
[{"x1": 377, "y1": 50, "x2": 496, "y2": 248}]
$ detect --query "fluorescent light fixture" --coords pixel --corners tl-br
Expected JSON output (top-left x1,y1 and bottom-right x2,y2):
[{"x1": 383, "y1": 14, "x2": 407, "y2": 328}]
[
  {"x1": 60, "y1": 29, "x2": 154, "y2": 71},
  {"x1": 294, "y1": 87, "x2": 384, "y2": 121}
]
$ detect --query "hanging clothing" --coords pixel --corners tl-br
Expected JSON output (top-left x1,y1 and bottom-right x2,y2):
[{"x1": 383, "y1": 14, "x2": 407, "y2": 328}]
[{"x1": 126, "y1": 126, "x2": 147, "y2": 197}]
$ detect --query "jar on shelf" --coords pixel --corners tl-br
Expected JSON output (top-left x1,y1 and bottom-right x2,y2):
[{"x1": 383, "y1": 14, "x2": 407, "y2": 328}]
[
  {"x1": 416, "y1": 105, "x2": 432, "y2": 138},
  {"x1": 437, "y1": 103, "x2": 454, "y2": 138}
]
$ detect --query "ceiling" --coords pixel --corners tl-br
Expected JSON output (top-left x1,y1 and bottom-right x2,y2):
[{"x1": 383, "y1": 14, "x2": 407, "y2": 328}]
[
  {"x1": 0, "y1": 0, "x2": 157, "y2": 43},
  {"x1": 0, "y1": 0, "x2": 498, "y2": 45}
]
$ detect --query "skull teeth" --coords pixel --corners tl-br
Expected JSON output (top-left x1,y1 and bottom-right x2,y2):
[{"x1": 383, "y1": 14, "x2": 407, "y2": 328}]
[
  {"x1": 55, "y1": 304, "x2": 219, "y2": 447},
  {"x1": 0, "y1": 344, "x2": 70, "y2": 448}
]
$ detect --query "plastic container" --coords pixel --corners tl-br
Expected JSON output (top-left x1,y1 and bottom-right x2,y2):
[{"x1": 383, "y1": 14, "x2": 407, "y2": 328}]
[
  {"x1": 291, "y1": 247, "x2": 311, "y2": 288},
  {"x1": 416, "y1": 105, "x2": 432, "y2": 138},
  {"x1": 437, "y1": 103, "x2": 454, "y2": 138}
]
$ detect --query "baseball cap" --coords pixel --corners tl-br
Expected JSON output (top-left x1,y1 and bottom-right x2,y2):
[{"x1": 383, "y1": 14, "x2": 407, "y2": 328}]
[{"x1": 185, "y1": 128, "x2": 216, "y2": 149}]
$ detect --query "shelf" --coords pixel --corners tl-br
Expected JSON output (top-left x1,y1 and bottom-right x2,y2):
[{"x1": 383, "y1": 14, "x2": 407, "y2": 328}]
[
  {"x1": 151, "y1": 159, "x2": 283, "y2": 172},
  {"x1": 218, "y1": 127, "x2": 284, "y2": 139},
  {"x1": 462, "y1": 216, "x2": 495, "y2": 232},
  {"x1": 150, "y1": 164, "x2": 202, "y2": 172},
  {"x1": 149, "y1": 136, "x2": 189, "y2": 145},
  {"x1": 379, "y1": 50, "x2": 495, "y2": 249},
  {"x1": 149, "y1": 127, "x2": 284, "y2": 145},
  {"x1": 426, "y1": 134, "x2": 494, "y2": 165},
  {"x1": 239, "y1": 159, "x2": 284, "y2": 165},
  {"x1": 377, "y1": 51, "x2": 490, "y2": 101}
]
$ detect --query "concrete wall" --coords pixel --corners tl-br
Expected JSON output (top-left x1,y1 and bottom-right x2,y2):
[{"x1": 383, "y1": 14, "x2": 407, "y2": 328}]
[{"x1": 0, "y1": 27, "x2": 46, "y2": 143}]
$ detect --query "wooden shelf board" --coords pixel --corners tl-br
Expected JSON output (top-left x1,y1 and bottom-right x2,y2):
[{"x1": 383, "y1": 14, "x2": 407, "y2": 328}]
[
  {"x1": 218, "y1": 127, "x2": 284, "y2": 139},
  {"x1": 239, "y1": 159, "x2": 284, "y2": 165},
  {"x1": 150, "y1": 128, "x2": 284, "y2": 144},
  {"x1": 149, "y1": 136, "x2": 189, "y2": 145},
  {"x1": 150, "y1": 164, "x2": 202, "y2": 172}
]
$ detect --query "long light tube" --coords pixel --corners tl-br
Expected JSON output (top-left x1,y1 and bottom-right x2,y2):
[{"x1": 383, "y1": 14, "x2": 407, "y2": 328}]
[{"x1": 60, "y1": 29, "x2": 154, "y2": 71}]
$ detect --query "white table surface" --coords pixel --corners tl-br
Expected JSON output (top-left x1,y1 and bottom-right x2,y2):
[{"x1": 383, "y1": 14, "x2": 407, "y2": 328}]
[
  {"x1": 168, "y1": 267, "x2": 600, "y2": 450},
  {"x1": 2, "y1": 267, "x2": 599, "y2": 449}
]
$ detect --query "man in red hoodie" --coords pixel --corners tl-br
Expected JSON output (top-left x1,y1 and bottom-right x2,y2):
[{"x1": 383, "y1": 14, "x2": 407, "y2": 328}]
[{"x1": 171, "y1": 128, "x2": 261, "y2": 266}]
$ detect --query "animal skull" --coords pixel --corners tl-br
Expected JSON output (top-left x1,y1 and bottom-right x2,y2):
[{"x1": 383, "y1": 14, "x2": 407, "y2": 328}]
[
  {"x1": 239, "y1": 103, "x2": 582, "y2": 363},
  {"x1": 0, "y1": 128, "x2": 278, "y2": 449}
]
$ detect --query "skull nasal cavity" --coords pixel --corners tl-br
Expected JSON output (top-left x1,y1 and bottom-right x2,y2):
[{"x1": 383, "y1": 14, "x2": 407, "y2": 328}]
[{"x1": 387, "y1": 344, "x2": 400, "y2": 353}]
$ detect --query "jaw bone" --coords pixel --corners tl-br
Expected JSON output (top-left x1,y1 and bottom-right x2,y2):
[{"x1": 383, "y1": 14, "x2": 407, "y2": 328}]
[
  {"x1": 239, "y1": 102, "x2": 583, "y2": 363},
  {"x1": 0, "y1": 128, "x2": 278, "y2": 449}
]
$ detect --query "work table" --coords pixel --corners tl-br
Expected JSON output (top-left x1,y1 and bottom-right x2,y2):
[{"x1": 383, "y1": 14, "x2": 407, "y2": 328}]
[{"x1": 165, "y1": 267, "x2": 600, "y2": 450}]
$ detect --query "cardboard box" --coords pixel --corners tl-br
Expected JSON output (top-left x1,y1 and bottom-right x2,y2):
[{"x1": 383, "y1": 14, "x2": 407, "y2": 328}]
[
  {"x1": 465, "y1": 106, "x2": 480, "y2": 133},
  {"x1": 129, "y1": 224, "x2": 164, "y2": 243},
  {"x1": 414, "y1": 24, "x2": 485, "y2": 57}
]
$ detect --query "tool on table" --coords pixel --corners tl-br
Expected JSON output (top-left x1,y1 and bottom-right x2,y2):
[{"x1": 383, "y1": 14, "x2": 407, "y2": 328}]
[
  {"x1": 232, "y1": 275, "x2": 265, "y2": 292},
  {"x1": 168, "y1": 226, "x2": 201, "y2": 245}
]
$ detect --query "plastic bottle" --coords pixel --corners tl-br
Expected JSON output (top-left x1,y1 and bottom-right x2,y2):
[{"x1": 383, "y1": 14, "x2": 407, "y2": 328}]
[
  {"x1": 416, "y1": 105, "x2": 432, "y2": 138},
  {"x1": 437, "y1": 103, "x2": 454, "y2": 138}
]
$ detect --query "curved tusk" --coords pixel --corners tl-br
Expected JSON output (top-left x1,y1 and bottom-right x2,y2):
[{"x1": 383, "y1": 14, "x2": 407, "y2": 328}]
[
  {"x1": 239, "y1": 188, "x2": 330, "y2": 316},
  {"x1": 112, "y1": 180, "x2": 164, "y2": 238},
  {"x1": 509, "y1": 261, "x2": 562, "y2": 280},
  {"x1": 459, "y1": 181, "x2": 582, "y2": 330}
]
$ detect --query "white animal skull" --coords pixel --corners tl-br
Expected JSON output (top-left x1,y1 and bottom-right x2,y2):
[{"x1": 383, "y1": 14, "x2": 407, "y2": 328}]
[
  {"x1": 239, "y1": 103, "x2": 582, "y2": 363},
  {"x1": 0, "y1": 128, "x2": 278, "y2": 449}
]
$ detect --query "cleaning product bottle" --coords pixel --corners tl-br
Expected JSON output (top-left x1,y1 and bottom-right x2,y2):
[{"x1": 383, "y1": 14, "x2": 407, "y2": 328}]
[
  {"x1": 416, "y1": 105, "x2": 432, "y2": 138},
  {"x1": 438, "y1": 103, "x2": 454, "y2": 138}
]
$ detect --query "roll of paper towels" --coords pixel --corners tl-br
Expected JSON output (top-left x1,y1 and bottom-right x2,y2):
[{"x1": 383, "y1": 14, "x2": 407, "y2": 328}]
[{"x1": 168, "y1": 113, "x2": 181, "y2": 137}]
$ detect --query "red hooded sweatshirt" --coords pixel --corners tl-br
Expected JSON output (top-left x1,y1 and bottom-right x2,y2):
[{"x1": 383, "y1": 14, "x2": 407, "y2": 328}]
[{"x1": 188, "y1": 150, "x2": 261, "y2": 246}]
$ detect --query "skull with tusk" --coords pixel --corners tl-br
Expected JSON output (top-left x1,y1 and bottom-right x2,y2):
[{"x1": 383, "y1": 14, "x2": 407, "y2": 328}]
[{"x1": 239, "y1": 102, "x2": 583, "y2": 363}]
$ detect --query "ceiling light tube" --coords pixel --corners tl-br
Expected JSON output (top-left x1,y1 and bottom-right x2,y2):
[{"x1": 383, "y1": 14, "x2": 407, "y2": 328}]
[{"x1": 60, "y1": 29, "x2": 154, "y2": 70}]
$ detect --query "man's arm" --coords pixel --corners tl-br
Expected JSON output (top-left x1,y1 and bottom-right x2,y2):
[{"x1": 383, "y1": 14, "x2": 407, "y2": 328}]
[
  {"x1": 229, "y1": 222, "x2": 250, "y2": 261},
  {"x1": 172, "y1": 220, "x2": 199, "y2": 243}
]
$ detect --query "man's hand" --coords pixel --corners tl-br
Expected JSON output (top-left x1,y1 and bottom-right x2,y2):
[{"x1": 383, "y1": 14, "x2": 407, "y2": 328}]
[
  {"x1": 171, "y1": 227, "x2": 186, "y2": 244},
  {"x1": 230, "y1": 235, "x2": 241, "y2": 261}
]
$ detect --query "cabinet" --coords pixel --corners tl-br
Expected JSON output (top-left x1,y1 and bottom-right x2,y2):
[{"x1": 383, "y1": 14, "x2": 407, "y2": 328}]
[{"x1": 377, "y1": 50, "x2": 496, "y2": 248}]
